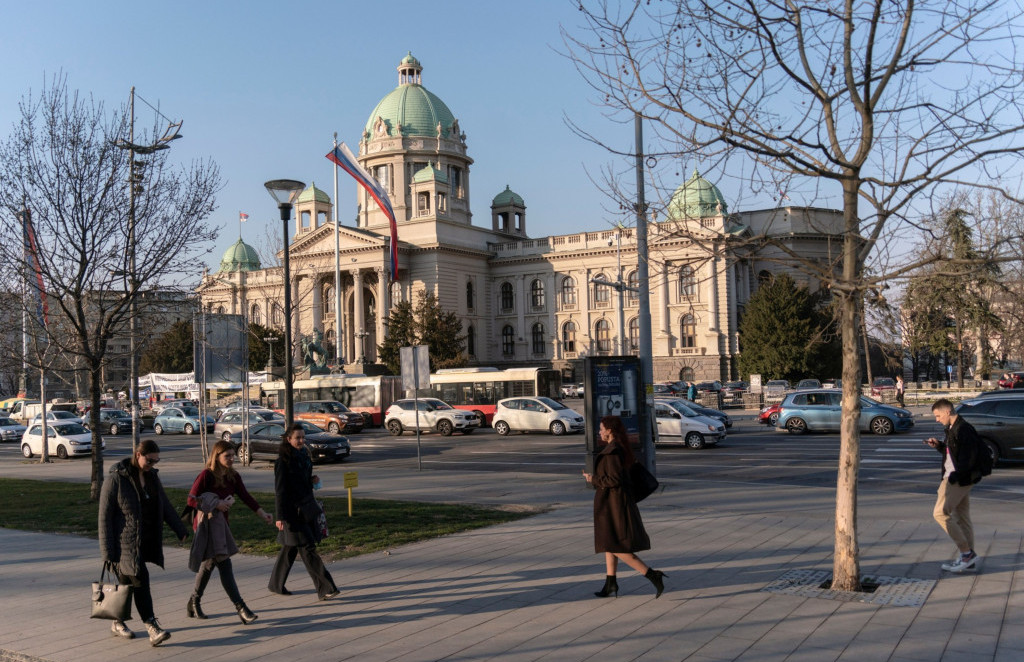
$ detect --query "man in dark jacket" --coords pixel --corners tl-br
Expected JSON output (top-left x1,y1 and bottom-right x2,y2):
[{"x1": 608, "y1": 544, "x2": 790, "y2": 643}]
[{"x1": 925, "y1": 399, "x2": 984, "y2": 573}]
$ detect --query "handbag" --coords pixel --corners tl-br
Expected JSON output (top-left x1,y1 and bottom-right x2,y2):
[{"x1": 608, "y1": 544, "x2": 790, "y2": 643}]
[
  {"x1": 298, "y1": 494, "x2": 328, "y2": 541},
  {"x1": 628, "y1": 462, "x2": 659, "y2": 502},
  {"x1": 90, "y1": 564, "x2": 133, "y2": 621}
]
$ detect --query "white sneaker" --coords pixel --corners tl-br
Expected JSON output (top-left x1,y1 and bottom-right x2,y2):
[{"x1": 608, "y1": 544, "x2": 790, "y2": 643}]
[
  {"x1": 941, "y1": 551, "x2": 979, "y2": 573},
  {"x1": 144, "y1": 618, "x2": 170, "y2": 646},
  {"x1": 111, "y1": 620, "x2": 135, "y2": 639}
]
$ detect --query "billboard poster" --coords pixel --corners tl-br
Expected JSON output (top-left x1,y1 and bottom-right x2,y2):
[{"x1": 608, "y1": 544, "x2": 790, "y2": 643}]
[{"x1": 583, "y1": 356, "x2": 644, "y2": 475}]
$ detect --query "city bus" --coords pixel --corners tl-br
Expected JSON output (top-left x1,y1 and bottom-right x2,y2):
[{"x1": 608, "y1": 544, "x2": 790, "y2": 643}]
[
  {"x1": 425, "y1": 367, "x2": 561, "y2": 425},
  {"x1": 262, "y1": 374, "x2": 403, "y2": 426}
]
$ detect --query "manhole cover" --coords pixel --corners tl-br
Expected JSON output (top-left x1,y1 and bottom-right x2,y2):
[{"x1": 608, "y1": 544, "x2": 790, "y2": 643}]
[{"x1": 761, "y1": 569, "x2": 935, "y2": 606}]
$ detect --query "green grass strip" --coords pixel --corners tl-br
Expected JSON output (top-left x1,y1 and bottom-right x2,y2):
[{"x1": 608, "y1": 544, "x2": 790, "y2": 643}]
[{"x1": 0, "y1": 477, "x2": 535, "y2": 561}]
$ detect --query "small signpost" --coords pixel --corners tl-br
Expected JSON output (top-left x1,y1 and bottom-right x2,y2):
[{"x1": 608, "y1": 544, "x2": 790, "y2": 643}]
[
  {"x1": 343, "y1": 471, "x2": 358, "y2": 517},
  {"x1": 400, "y1": 345, "x2": 430, "y2": 471}
]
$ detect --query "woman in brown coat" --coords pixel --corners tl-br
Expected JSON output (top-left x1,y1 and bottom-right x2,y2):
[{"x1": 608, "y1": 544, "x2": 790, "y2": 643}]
[{"x1": 583, "y1": 415, "x2": 666, "y2": 598}]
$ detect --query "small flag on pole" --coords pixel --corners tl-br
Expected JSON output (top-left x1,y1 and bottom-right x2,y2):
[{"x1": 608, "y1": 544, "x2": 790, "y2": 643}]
[
  {"x1": 239, "y1": 211, "x2": 249, "y2": 222},
  {"x1": 18, "y1": 208, "x2": 49, "y2": 332}
]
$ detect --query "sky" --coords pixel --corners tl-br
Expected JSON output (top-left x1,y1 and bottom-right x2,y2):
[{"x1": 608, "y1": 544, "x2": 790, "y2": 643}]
[{"x1": 0, "y1": 0, "x2": 661, "y2": 276}]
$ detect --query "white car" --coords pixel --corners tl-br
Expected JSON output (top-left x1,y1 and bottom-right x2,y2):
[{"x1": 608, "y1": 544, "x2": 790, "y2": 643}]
[
  {"x1": 384, "y1": 398, "x2": 480, "y2": 436},
  {"x1": 21, "y1": 422, "x2": 102, "y2": 459},
  {"x1": 492, "y1": 396, "x2": 585, "y2": 436},
  {"x1": 30, "y1": 410, "x2": 85, "y2": 427},
  {"x1": 653, "y1": 399, "x2": 726, "y2": 449}
]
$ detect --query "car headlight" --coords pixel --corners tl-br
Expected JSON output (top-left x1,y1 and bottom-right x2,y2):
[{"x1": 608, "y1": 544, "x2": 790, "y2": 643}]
[
  {"x1": 707, "y1": 424, "x2": 717, "y2": 431},
  {"x1": 69, "y1": 439, "x2": 85, "y2": 445},
  {"x1": 309, "y1": 443, "x2": 326, "y2": 449}
]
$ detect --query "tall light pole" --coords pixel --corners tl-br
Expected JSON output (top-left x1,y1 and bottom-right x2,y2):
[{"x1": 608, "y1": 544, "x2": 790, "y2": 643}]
[
  {"x1": 264, "y1": 179, "x2": 305, "y2": 425},
  {"x1": 113, "y1": 86, "x2": 182, "y2": 453},
  {"x1": 591, "y1": 227, "x2": 635, "y2": 356}
]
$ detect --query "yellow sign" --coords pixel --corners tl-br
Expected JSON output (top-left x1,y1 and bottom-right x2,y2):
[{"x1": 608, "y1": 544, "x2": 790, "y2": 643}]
[{"x1": 343, "y1": 471, "x2": 358, "y2": 488}]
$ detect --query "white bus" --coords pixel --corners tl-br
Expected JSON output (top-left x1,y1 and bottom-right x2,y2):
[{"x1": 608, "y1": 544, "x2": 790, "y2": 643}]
[
  {"x1": 262, "y1": 374, "x2": 403, "y2": 427},
  {"x1": 425, "y1": 367, "x2": 561, "y2": 425}
]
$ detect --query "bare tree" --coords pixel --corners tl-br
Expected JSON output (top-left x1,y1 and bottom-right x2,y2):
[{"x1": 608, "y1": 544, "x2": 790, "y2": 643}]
[
  {"x1": 0, "y1": 75, "x2": 221, "y2": 499},
  {"x1": 565, "y1": 1, "x2": 1024, "y2": 590}
]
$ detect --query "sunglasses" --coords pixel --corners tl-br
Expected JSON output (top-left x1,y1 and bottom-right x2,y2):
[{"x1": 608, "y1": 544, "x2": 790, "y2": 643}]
[{"x1": 143, "y1": 455, "x2": 160, "y2": 464}]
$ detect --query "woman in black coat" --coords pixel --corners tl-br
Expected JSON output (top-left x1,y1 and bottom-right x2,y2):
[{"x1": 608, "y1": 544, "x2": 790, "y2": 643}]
[
  {"x1": 583, "y1": 415, "x2": 666, "y2": 598},
  {"x1": 99, "y1": 439, "x2": 188, "y2": 645},
  {"x1": 268, "y1": 423, "x2": 339, "y2": 601}
]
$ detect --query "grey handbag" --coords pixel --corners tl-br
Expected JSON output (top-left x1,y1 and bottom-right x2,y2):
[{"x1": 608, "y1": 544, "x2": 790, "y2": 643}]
[{"x1": 90, "y1": 565, "x2": 132, "y2": 620}]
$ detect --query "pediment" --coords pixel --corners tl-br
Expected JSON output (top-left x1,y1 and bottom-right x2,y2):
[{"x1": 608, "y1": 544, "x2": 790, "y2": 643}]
[{"x1": 287, "y1": 223, "x2": 386, "y2": 257}]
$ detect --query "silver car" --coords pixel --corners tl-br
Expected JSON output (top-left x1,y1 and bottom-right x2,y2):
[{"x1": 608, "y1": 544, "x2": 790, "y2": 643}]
[
  {"x1": 214, "y1": 409, "x2": 285, "y2": 442},
  {"x1": 384, "y1": 398, "x2": 480, "y2": 436},
  {"x1": 492, "y1": 397, "x2": 585, "y2": 436}
]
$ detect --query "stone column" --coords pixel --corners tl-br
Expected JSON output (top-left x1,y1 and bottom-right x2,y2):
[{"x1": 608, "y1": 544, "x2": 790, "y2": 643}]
[
  {"x1": 546, "y1": 271, "x2": 556, "y2": 358},
  {"x1": 311, "y1": 274, "x2": 322, "y2": 333},
  {"x1": 375, "y1": 267, "x2": 387, "y2": 361},
  {"x1": 708, "y1": 256, "x2": 720, "y2": 332},
  {"x1": 516, "y1": 274, "x2": 527, "y2": 357},
  {"x1": 659, "y1": 263, "x2": 671, "y2": 355},
  {"x1": 351, "y1": 269, "x2": 365, "y2": 363}
]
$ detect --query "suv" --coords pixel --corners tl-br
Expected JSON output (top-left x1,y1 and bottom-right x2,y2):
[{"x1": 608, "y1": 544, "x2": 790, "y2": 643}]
[
  {"x1": 491, "y1": 397, "x2": 585, "y2": 436},
  {"x1": 653, "y1": 399, "x2": 725, "y2": 449},
  {"x1": 956, "y1": 396, "x2": 1024, "y2": 463},
  {"x1": 384, "y1": 398, "x2": 480, "y2": 436},
  {"x1": 293, "y1": 400, "x2": 365, "y2": 434},
  {"x1": 214, "y1": 409, "x2": 285, "y2": 442}
]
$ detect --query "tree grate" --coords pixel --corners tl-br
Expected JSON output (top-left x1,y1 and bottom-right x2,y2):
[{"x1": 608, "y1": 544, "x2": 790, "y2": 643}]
[{"x1": 761, "y1": 569, "x2": 935, "y2": 607}]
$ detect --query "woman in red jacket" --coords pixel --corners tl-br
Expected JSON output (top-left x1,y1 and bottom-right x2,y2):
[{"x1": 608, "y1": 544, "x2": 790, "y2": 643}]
[{"x1": 186, "y1": 440, "x2": 273, "y2": 623}]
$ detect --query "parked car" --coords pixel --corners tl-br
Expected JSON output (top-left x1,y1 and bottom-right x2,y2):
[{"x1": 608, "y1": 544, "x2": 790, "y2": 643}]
[
  {"x1": 956, "y1": 396, "x2": 1024, "y2": 463},
  {"x1": 491, "y1": 396, "x2": 585, "y2": 436},
  {"x1": 233, "y1": 420, "x2": 350, "y2": 464},
  {"x1": 795, "y1": 379, "x2": 822, "y2": 390},
  {"x1": 653, "y1": 399, "x2": 726, "y2": 449},
  {"x1": 652, "y1": 384, "x2": 678, "y2": 397},
  {"x1": 759, "y1": 402, "x2": 783, "y2": 427},
  {"x1": 0, "y1": 417, "x2": 27, "y2": 442},
  {"x1": 822, "y1": 378, "x2": 842, "y2": 389},
  {"x1": 656, "y1": 382, "x2": 685, "y2": 396},
  {"x1": 694, "y1": 381, "x2": 723, "y2": 393},
  {"x1": 764, "y1": 380, "x2": 790, "y2": 396},
  {"x1": 95, "y1": 409, "x2": 141, "y2": 435},
  {"x1": 776, "y1": 389, "x2": 913, "y2": 435},
  {"x1": 21, "y1": 422, "x2": 102, "y2": 459},
  {"x1": 560, "y1": 383, "x2": 582, "y2": 398},
  {"x1": 685, "y1": 402, "x2": 732, "y2": 428},
  {"x1": 152, "y1": 399, "x2": 195, "y2": 415},
  {"x1": 721, "y1": 381, "x2": 748, "y2": 400},
  {"x1": 153, "y1": 406, "x2": 215, "y2": 435},
  {"x1": 214, "y1": 400, "x2": 264, "y2": 419},
  {"x1": 997, "y1": 371, "x2": 1024, "y2": 389},
  {"x1": 384, "y1": 398, "x2": 480, "y2": 436},
  {"x1": 30, "y1": 410, "x2": 85, "y2": 427},
  {"x1": 293, "y1": 400, "x2": 365, "y2": 434},
  {"x1": 870, "y1": 377, "x2": 898, "y2": 397},
  {"x1": 214, "y1": 409, "x2": 285, "y2": 442}
]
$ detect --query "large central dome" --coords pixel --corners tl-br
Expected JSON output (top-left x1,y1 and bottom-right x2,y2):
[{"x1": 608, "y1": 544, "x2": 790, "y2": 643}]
[{"x1": 364, "y1": 53, "x2": 458, "y2": 139}]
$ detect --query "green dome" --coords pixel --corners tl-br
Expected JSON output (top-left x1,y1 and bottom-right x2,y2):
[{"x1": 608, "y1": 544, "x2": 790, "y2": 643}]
[
  {"x1": 491, "y1": 185, "x2": 525, "y2": 207},
  {"x1": 298, "y1": 182, "x2": 330, "y2": 204},
  {"x1": 412, "y1": 164, "x2": 448, "y2": 184},
  {"x1": 218, "y1": 238, "x2": 261, "y2": 273},
  {"x1": 666, "y1": 169, "x2": 728, "y2": 219},
  {"x1": 364, "y1": 53, "x2": 458, "y2": 139}
]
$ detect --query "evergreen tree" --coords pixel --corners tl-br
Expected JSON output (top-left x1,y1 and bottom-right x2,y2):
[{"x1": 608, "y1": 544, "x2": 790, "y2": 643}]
[
  {"x1": 139, "y1": 320, "x2": 193, "y2": 374},
  {"x1": 378, "y1": 292, "x2": 466, "y2": 375},
  {"x1": 247, "y1": 323, "x2": 284, "y2": 371},
  {"x1": 378, "y1": 299, "x2": 415, "y2": 375}
]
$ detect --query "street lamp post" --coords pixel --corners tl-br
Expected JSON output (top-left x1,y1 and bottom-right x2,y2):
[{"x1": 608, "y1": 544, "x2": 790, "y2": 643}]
[
  {"x1": 264, "y1": 179, "x2": 305, "y2": 426},
  {"x1": 591, "y1": 229, "x2": 635, "y2": 356}
]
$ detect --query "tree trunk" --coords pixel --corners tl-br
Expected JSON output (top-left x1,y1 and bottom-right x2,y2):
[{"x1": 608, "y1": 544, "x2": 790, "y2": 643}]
[{"x1": 88, "y1": 363, "x2": 105, "y2": 501}]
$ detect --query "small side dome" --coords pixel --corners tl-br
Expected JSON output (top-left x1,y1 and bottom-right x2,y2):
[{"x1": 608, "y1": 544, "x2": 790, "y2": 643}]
[
  {"x1": 666, "y1": 169, "x2": 728, "y2": 220},
  {"x1": 218, "y1": 238, "x2": 261, "y2": 273},
  {"x1": 297, "y1": 182, "x2": 331, "y2": 204},
  {"x1": 491, "y1": 185, "x2": 525, "y2": 208},
  {"x1": 412, "y1": 164, "x2": 448, "y2": 183}
]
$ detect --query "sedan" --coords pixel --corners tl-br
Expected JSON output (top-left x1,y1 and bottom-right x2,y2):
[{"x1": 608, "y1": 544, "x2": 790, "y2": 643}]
[
  {"x1": 95, "y1": 409, "x2": 140, "y2": 435},
  {"x1": 491, "y1": 396, "x2": 585, "y2": 436},
  {"x1": 956, "y1": 396, "x2": 1024, "y2": 463},
  {"x1": 0, "y1": 417, "x2": 27, "y2": 442},
  {"x1": 795, "y1": 379, "x2": 822, "y2": 390},
  {"x1": 153, "y1": 406, "x2": 215, "y2": 435},
  {"x1": 776, "y1": 389, "x2": 913, "y2": 435},
  {"x1": 21, "y1": 422, "x2": 103, "y2": 459},
  {"x1": 234, "y1": 420, "x2": 350, "y2": 464},
  {"x1": 685, "y1": 402, "x2": 732, "y2": 428},
  {"x1": 215, "y1": 409, "x2": 285, "y2": 442},
  {"x1": 653, "y1": 399, "x2": 726, "y2": 449}
]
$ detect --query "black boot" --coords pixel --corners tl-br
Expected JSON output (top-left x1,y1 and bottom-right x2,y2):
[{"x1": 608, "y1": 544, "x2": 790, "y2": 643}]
[
  {"x1": 594, "y1": 575, "x2": 619, "y2": 598},
  {"x1": 644, "y1": 568, "x2": 667, "y2": 598},
  {"x1": 186, "y1": 595, "x2": 208, "y2": 619},
  {"x1": 235, "y1": 602, "x2": 258, "y2": 625},
  {"x1": 188, "y1": 564, "x2": 212, "y2": 618}
]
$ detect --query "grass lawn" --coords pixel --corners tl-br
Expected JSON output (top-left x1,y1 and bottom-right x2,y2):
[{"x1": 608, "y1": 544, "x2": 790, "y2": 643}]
[{"x1": 0, "y1": 477, "x2": 535, "y2": 561}]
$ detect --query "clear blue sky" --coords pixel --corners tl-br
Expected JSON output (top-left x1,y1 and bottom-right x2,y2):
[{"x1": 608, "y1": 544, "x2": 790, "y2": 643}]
[{"x1": 1, "y1": 0, "x2": 662, "y2": 275}]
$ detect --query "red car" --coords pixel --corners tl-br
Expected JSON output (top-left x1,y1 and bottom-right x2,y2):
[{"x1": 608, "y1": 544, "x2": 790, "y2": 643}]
[
  {"x1": 998, "y1": 371, "x2": 1024, "y2": 389},
  {"x1": 870, "y1": 377, "x2": 897, "y2": 397},
  {"x1": 759, "y1": 402, "x2": 782, "y2": 426}
]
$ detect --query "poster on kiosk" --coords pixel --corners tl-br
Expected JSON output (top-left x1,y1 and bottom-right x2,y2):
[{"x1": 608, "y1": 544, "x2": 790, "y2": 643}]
[{"x1": 583, "y1": 356, "x2": 645, "y2": 477}]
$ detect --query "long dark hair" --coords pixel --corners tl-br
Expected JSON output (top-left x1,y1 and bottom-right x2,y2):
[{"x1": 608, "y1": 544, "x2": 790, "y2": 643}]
[
  {"x1": 600, "y1": 415, "x2": 636, "y2": 465},
  {"x1": 132, "y1": 438, "x2": 160, "y2": 469},
  {"x1": 278, "y1": 422, "x2": 305, "y2": 459}
]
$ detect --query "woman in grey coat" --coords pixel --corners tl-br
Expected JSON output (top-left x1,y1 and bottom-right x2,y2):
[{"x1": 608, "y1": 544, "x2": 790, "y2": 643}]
[{"x1": 99, "y1": 439, "x2": 188, "y2": 646}]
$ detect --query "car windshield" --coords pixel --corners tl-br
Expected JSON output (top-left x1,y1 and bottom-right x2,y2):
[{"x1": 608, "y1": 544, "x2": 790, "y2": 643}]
[
  {"x1": 54, "y1": 423, "x2": 88, "y2": 435},
  {"x1": 52, "y1": 411, "x2": 77, "y2": 419},
  {"x1": 298, "y1": 421, "x2": 325, "y2": 433},
  {"x1": 181, "y1": 407, "x2": 200, "y2": 416},
  {"x1": 427, "y1": 400, "x2": 452, "y2": 410},
  {"x1": 0, "y1": 418, "x2": 18, "y2": 427},
  {"x1": 105, "y1": 410, "x2": 130, "y2": 417},
  {"x1": 874, "y1": 378, "x2": 895, "y2": 386},
  {"x1": 255, "y1": 411, "x2": 279, "y2": 421},
  {"x1": 324, "y1": 402, "x2": 350, "y2": 413},
  {"x1": 536, "y1": 397, "x2": 567, "y2": 410},
  {"x1": 664, "y1": 400, "x2": 699, "y2": 417}
]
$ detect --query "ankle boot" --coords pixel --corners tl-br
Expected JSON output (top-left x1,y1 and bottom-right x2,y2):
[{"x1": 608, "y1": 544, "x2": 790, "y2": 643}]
[
  {"x1": 235, "y1": 602, "x2": 258, "y2": 625},
  {"x1": 644, "y1": 568, "x2": 667, "y2": 598},
  {"x1": 186, "y1": 595, "x2": 208, "y2": 619},
  {"x1": 594, "y1": 575, "x2": 619, "y2": 598},
  {"x1": 144, "y1": 618, "x2": 170, "y2": 647}
]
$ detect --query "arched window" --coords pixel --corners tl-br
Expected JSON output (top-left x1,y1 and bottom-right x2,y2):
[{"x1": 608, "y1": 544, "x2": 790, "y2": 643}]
[
  {"x1": 562, "y1": 321, "x2": 576, "y2": 353},
  {"x1": 679, "y1": 265, "x2": 696, "y2": 298},
  {"x1": 627, "y1": 270, "x2": 639, "y2": 305},
  {"x1": 628, "y1": 318, "x2": 639, "y2": 353},
  {"x1": 595, "y1": 319, "x2": 611, "y2": 353},
  {"x1": 560, "y1": 276, "x2": 577, "y2": 306},
  {"x1": 417, "y1": 191, "x2": 431, "y2": 216},
  {"x1": 681, "y1": 367, "x2": 695, "y2": 382},
  {"x1": 271, "y1": 303, "x2": 283, "y2": 327},
  {"x1": 594, "y1": 274, "x2": 610, "y2": 307},
  {"x1": 217, "y1": 305, "x2": 225, "y2": 314},
  {"x1": 323, "y1": 285, "x2": 334, "y2": 314},
  {"x1": 500, "y1": 282, "x2": 515, "y2": 311},
  {"x1": 680, "y1": 314, "x2": 697, "y2": 348},
  {"x1": 324, "y1": 329, "x2": 336, "y2": 360},
  {"x1": 502, "y1": 325, "x2": 516, "y2": 356},
  {"x1": 466, "y1": 281, "x2": 475, "y2": 310},
  {"x1": 758, "y1": 270, "x2": 773, "y2": 285},
  {"x1": 531, "y1": 279, "x2": 545, "y2": 309},
  {"x1": 531, "y1": 323, "x2": 545, "y2": 355},
  {"x1": 250, "y1": 304, "x2": 262, "y2": 326},
  {"x1": 390, "y1": 281, "x2": 402, "y2": 306},
  {"x1": 467, "y1": 325, "x2": 475, "y2": 356}
]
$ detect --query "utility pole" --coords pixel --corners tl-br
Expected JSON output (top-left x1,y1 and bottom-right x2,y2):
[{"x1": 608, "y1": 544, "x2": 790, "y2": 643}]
[{"x1": 634, "y1": 113, "x2": 655, "y2": 475}]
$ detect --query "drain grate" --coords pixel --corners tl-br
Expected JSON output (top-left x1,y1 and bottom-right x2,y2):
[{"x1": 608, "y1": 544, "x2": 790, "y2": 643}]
[{"x1": 761, "y1": 569, "x2": 935, "y2": 607}]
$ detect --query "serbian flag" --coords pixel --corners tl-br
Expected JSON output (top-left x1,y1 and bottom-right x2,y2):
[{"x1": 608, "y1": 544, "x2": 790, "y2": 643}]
[
  {"x1": 326, "y1": 143, "x2": 399, "y2": 280},
  {"x1": 239, "y1": 211, "x2": 249, "y2": 222},
  {"x1": 18, "y1": 208, "x2": 49, "y2": 331}
]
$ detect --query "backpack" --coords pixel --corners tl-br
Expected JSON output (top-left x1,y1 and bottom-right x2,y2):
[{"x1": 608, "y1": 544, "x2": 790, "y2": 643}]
[{"x1": 975, "y1": 440, "x2": 994, "y2": 478}]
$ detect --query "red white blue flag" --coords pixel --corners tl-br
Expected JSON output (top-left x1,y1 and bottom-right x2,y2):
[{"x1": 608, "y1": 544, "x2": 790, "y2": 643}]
[
  {"x1": 239, "y1": 211, "x2": 249, "y2": 222},
  {"x1": 18, "y1": 208, "x2": 49, "y2": 331},
  {"x1": 326, "y1": 143, "x2": 399, "y2": 280}
]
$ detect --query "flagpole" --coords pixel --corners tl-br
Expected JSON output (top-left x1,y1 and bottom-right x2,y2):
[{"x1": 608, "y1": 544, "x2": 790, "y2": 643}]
[{"x1": 332, "y1": 132, "x2": 343, "y2": 370}]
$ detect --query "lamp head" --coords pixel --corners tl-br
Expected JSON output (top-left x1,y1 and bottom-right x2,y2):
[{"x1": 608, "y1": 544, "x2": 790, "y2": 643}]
[{"x1": 264, "y1": 179, "x2": 305, "y2": 207}]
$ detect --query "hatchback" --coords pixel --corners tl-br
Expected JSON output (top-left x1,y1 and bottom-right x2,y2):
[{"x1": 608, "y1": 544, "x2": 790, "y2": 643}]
[
  {"x1": 776, "y1": 390, "x2": 913, "y2": 435},
  {"x1": 95, "y1": 409, "x2": 140, "y2": 435},
  {"x1": 0, "y1": 417, "x2": 27, "y2": 442},
  {"x1": 384, "y1": 398, "x2": 480, "y2": 436},
  {"x1": 653, "y1": 399, "x2": 725, "y2": 449},
  {"x1": 293, "y1": 400, "x2": 364, "y2": 434},
  {"x1": 234, "y1": 420, "x2": 350, "y2": 463},
  {"x1": 492, "y1": 397, "x2": 585, "y2": 436},
  {"x1": 21, "y1": 422, "x2": 102, "y2": 459},
  {"x1": 215, "y1": 409, "x2": 285, "y2": 441},
  {"x1": 956, "y1": 396, "x2": 1024, "y2": 463},
  {"x1": 30, "y1": 410, "x2": 85, "y2": 426},
  {"x1": 153, "y1": 406, "x2": 215, "y2": 435}
]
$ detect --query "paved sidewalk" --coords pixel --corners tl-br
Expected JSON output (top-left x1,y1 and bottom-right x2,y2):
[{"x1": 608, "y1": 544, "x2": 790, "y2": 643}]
[{"x1": 1, "y1": 463, "x2": 1022, "y2": 661}]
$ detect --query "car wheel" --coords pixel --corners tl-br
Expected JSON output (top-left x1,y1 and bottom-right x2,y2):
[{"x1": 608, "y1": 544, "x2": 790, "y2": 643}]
[
  {"x1": 983, "y1": 439, "x2": 1000, "y2": 465},
  {"x1": 768, "y1": 412, "x2": 780, "y2": 426},
  {"x1": 473, "y1": 410, "x2": 487, "y2": 427},
  {"x1": 222, "y1": 431, "x2": 233, "y2": 442},
  {"x1": 550, "y1": 420, "x2": 567, "y2": 436},
  {"x1": 238, "y1": 444, "x2": 250, "y2": 464},
  {"x1": 437, "y1": 420, "x2": 454, "y2": 436},
  {"x1": 494, "y1": 420, "x2": 511, "y2": 436},
  {"x1": 154, "y1": 424, "x2": 163, "y2": 435},
  {"x1": 328, "y1": 422, "x2": 341, "y2": 434},
  {"x1": 387, "y1": 419, "x2": 404, "y2": 436},
  {"x1": 110, "y1": 424, "x2": 119, "y2": 435},
  {"x1": 786, "y1": 418, "x2": 807, "y2": 435},
  {"x1": 685, "y1": 431, "x2": 706, "y2": 449},
  {"x1": 184, "y1": 423, "x2": 195, "y2": 435},
  {"x1": 56, "y1": 444, "x2": 68, "y2": 459},
  {"x1": 21, "y1": 443, "x2": 32, "y2": 458},
  {"x1": 870, "y1": 416, "x2": 894, "y2": 435}
]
